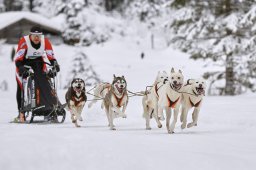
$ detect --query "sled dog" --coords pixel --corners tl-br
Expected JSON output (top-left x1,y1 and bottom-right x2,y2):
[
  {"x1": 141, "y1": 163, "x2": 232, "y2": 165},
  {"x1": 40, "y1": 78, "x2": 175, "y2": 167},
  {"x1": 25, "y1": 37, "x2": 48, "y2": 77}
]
[
  {"x1": 104, "y1": 75, "x2": 128, "y2": 130},
  {"x1": 158, "y1": 68, "x2": 184, "y2": 134},
  {"x1": 65, "y1": 78, "x2": 87, "y2": 127},
  {"x1": 180, "y1": 79, "x2": 206, "y2": 129},
  {"x1": 88, "y1": 82, "x2": 111, "y2": 109},
  {"x1": 142, "y1": 71, "x2": 168, "y2": 130}
]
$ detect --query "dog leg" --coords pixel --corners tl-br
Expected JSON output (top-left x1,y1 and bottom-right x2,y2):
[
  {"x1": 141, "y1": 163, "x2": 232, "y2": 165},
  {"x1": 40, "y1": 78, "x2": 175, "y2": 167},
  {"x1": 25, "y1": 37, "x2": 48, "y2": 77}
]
[
  {"x1": 145, "y1": 108, "x2": 151, "y2": 130},
  {"x1": 70, "y1": 108, "x2": 80, "y2": 127},
  {"x1": 169, "y1": 107, "x2": 179, "y2": 134},
  {"x1": 181, "y1": 107, "x2": 188, "y2": 129},
  {"x1": 121, "y1": 103, "x2": 127, "y2": 118},
  {"x1": 165, "y1": 107, "x2": 172, "y2": 133},
  {"x1": 108, "y1": 107, "x2": 116, "y2": 130},
  {"x1": 78, "y1": 104, "x2": 85, "y2": 121},
  {"x1": 157, "y1": 107, "x2": 165, "y2": 121},
  {"x1": 153, "y1": 108, "x2": 162, "y2": 128},
  {"x1": 105, "y1": 106, "x2": 111, "y2": 127},
  {"x1": 187, "y1": 108, "x2": 200, "y2": 128}
]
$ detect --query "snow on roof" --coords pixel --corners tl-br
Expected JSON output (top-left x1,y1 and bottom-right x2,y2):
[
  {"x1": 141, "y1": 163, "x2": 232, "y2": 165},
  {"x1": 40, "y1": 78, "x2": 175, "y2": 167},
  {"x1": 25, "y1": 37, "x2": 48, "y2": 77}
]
[{"x1": 0, "y1": 11, "x2": 62, "y2": 32}]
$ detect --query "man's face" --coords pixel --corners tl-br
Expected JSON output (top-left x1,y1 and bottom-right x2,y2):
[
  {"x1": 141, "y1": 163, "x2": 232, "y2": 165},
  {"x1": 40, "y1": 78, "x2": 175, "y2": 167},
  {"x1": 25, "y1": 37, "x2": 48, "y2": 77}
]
[{"x1": 30, "y1": 34, "x2": 41, "y2": 44}]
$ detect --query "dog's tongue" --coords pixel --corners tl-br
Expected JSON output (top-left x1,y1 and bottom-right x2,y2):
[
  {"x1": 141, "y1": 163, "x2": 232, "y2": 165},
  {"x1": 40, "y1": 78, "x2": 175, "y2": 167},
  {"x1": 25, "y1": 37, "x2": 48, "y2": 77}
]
[{"x1": 75, "y1": 87, "x2": 82, "y2": 92}]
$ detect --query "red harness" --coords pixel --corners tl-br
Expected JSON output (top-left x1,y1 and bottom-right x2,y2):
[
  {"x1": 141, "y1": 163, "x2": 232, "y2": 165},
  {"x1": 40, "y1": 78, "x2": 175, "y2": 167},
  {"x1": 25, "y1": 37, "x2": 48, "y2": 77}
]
[
  {"x1": 167, "y1": 95, "x2": 180, "y2": 108},
  {"x1": 72, "y1": 96, "x2": 85, "y2": 106},
  {"x1": 113, "y1": 92, "x2": 125, "y2": 107},
  {"x1": 189, "y1": 97, "x2": 201, "y2": 107}
]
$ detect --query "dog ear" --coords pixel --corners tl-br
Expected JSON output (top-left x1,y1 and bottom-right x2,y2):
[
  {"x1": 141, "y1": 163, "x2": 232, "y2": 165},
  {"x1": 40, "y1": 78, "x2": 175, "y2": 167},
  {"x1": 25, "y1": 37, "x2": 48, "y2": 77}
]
[
  {"x1": 179, "y1": 69, "x2": 182, "y2": 74},
  {"x1": 171, "y1": 68, "x2": 175, "y2": 73},
  {"x1": 122, "y1": 75, "x2": 124, "y2": 79},
  {"x1": 113, "y1": 74, "x2": 116, "y2": 79}
]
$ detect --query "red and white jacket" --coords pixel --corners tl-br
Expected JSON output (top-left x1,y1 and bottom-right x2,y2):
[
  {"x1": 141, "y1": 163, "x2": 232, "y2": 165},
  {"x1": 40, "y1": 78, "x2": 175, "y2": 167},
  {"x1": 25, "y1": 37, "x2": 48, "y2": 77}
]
[{"x1": 14, "y1": 35, "x2": 56, "y2": 89}]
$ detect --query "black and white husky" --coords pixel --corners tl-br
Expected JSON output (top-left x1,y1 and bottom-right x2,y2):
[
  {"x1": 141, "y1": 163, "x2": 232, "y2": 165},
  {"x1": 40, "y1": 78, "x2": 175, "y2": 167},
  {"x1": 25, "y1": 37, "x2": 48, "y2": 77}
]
[
  {"x1": 142, "y1": 71, "x2": 168, "y2": 130},
  {"x1": 158, "y1": 68, "x2": 184, "y2": 134},
  {"x1": 103, "y1": 75, "x2": 128, "y2": 130},
  {"x1": 65, "y1": 78, "x2": 87, "y2": 127},
  {"x1": 180, "y1": 79, "x2": 206, "y2": 129}
]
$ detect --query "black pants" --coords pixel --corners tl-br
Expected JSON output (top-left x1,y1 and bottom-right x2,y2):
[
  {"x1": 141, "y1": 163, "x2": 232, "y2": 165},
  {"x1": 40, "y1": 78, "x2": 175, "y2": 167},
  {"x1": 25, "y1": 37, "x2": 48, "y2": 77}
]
[{"x1": 16, "y1": 80, "x2": 22, "y2": 112}]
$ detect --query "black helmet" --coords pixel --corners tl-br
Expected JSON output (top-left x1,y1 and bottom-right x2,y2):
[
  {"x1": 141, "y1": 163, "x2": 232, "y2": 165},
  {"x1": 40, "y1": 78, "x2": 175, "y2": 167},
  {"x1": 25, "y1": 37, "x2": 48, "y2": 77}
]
[{"x1": 30, "y1": 25, "x2": 43, "y2": 35}]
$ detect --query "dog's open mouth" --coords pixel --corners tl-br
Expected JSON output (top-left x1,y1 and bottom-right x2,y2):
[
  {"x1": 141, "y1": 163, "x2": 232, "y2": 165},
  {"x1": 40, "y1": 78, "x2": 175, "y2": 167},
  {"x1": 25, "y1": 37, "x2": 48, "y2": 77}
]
[
  {"x1": 115, "y1": 85, "x2": 124, "y2": 94},
  {"x1": 74, "y1": 86, "x2": 82, "y2": 93},
  {"x1": 196, "y1": 87, "x2": 205, "y2": 95},
  {"x1": 171, "y1": 83, "x2": 182, "y2": 90}
]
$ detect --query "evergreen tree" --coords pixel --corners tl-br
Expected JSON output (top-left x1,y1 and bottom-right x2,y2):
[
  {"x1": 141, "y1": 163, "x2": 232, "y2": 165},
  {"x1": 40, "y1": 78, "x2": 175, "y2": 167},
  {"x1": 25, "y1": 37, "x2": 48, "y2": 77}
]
[
  {"x1": 65, "y1": 51, "x2": 101, "y2": 88},
  {"x1": 167, "y1": 0, "x2": 256, "y2": 95}
]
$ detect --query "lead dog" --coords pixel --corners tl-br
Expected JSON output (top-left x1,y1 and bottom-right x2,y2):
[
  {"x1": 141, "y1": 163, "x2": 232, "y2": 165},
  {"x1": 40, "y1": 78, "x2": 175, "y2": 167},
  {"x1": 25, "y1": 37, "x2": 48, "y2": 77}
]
[
  {"x1": 104, "y1": 75, "x2": 128, "y2": 130},
  {"x1": 142, "y1": 71, "x2": 168, "y2": 130},
  {"x1": 65, "y1": 78, "x2": 87, "y2": 127},
  {"x1": 158, "y1": 68, "x2": 184, "y2": 134},
  {"x1": 180, "y1": 79, "x2": 206, "y2": 129}
]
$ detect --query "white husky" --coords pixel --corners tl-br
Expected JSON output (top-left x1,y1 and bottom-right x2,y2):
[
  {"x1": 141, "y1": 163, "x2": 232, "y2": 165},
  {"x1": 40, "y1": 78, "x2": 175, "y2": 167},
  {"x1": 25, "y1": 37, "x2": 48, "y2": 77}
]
[
  {"x1": 158, "y1": 68, "x2": 184, "y2": 134},
  {"x1": 142, "y1": 71, "x2": 168, "y2": 130},
  {"x1": 180, "y1": 79, "x2": 206, "y2": 129}
]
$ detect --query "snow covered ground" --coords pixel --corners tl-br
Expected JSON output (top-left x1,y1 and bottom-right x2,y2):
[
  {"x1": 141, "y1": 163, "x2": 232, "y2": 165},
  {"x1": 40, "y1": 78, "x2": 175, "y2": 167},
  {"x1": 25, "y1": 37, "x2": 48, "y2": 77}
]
[{"x1": 0, "y1": 39, "x2": 256, "y2": 170}]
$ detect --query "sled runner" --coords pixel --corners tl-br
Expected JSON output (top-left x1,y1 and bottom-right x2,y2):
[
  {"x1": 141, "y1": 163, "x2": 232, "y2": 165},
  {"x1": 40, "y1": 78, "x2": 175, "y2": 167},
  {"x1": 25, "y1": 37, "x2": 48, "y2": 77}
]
[{"x1": 16, "y1": 61, "x2": 66, "y2": 123}]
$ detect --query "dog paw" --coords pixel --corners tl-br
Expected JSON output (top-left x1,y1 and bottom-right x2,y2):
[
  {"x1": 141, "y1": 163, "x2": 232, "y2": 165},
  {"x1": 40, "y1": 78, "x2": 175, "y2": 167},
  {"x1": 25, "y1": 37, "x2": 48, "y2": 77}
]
[
  {"x1": 181, "y1": 123, "x2": 186, "y2": 129},
  {"x1": 187, "y1": 123, "x2": 194, "y2": 128},
  {"x1": 78, "y1": 117, "x2": 83, "y2": 121},
  {"x1": 158, "y1": 124, "x2": 162, "y2": 128},
  {"x1": 110, "y1": 127, "x2": 116, "y2": 130},
  {"x1": 158, "y1": 116, "x2": 165, "y2": 121},
  {"x1": 146, "y1": 127, "x2": 152, "y2": 130},
  {"x1": 168, "y1": 130, "x2": 174, "y2": 134}
]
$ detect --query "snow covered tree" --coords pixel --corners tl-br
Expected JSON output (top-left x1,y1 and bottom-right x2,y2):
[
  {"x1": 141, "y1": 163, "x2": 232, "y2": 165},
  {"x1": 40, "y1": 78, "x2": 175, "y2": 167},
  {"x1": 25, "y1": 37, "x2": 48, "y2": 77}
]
[
  {"x1": 167, "y1": 0, "x2": 256, "y2": 95},
  {"x1": 4, "y1": 0, "x2": 23, "y2": 11},
  {"x1": 32, "y1": 0, "x2": 65, "y2": 17},
  {"x1": 65, "y1": 51, "x2": 101, "y2": 88}
]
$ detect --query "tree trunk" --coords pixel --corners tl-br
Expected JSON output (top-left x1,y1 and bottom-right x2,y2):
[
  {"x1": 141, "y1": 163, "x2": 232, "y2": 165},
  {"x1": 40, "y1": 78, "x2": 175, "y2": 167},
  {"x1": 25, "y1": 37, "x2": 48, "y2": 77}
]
[
  {"x1": 225, "y1": 55, "x2": 235, "y2": 95},
  {"x1": 29, "y1": 0, "x2": 33, "y2": 11}
]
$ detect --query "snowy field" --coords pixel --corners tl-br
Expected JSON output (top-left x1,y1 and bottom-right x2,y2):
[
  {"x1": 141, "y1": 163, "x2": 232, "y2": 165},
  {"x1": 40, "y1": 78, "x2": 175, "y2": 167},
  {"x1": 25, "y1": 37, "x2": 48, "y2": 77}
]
[{"x1": 0, "y1": 39, "x2": 256, "y2": 170}]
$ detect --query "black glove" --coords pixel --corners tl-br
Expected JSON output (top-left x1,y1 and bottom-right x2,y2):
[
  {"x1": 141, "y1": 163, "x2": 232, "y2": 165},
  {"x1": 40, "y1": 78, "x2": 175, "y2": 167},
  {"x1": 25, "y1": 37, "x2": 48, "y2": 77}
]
[
  {"x1": 55, "y1": 63, "x2": 60, "y2": 72},
  {"x1": 50, "y1": 60, "x2": 60, "y2": 72},
  {"x1": 47, "y1": 70, "x2": 56, "y2": 78},
  {"x1": 18, "y1": 66, "x2": 29, "y2": 78}
]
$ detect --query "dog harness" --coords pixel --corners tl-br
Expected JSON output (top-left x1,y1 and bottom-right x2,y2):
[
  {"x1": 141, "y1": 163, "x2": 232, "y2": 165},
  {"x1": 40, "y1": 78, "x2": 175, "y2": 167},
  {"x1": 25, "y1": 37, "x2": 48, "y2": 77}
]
[
  {"x1": 71, "y1": 96, "x2": 85, "y2": 106},
  {"x1": 166, "y1": 95, "x2": 180, "y2": 108},
  {"x1": 113, "y1": 92, "x2": 126, "y2": 107},
  {"x1": 189, "y1": 97, "x2": 201, "y2": 107}
]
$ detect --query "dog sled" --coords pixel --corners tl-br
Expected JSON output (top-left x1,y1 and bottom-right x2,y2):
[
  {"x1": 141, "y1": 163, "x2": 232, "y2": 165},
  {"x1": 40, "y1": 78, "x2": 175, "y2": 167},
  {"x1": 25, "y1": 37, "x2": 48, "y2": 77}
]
[{"x1": 13, "y1": 60, "x2": 66, "y2": 124}]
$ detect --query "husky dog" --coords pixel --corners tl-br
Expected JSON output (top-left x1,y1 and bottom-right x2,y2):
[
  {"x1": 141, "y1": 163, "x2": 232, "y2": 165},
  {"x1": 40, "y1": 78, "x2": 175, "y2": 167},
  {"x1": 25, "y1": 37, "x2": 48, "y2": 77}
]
[
  {"x1": 65, "y1": 78, "x2": 87, "y2": 127},
  {"x1": 104, "y1": 75, "x2": 128, "y2": 130},
  {"x1": 158, "y1": 68, "x2": 184, "y2": 134},
  {"x1": 142, "y1": 71, "x2": 168, "y2": 130},
  {"x1": 180, "y1": 79, "x2": 206, "y2": 129},
  {"x1": 88, "y1": 82, "x2": 111, "y2": 109}
]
